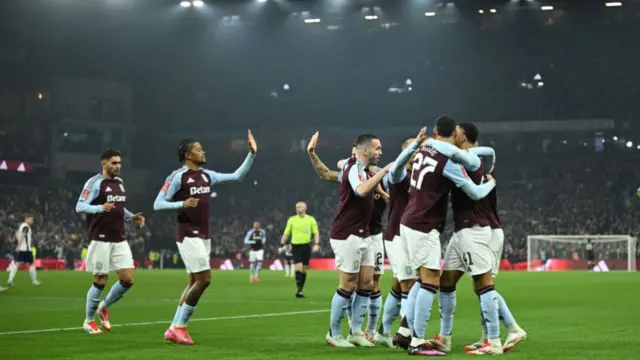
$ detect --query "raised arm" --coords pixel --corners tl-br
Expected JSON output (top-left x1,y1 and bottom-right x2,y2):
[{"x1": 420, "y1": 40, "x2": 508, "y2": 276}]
[
  {"x1": 308, "y1": 152, "x2": 340, "y2": 183},
  {"x1": 76, "y1": 177, "x2": 103, "y2": 214},
  {"x1": 426, "y1": 138, "x2": 481, "y2": 171},
  {"x1": 153, "y1": 171, "x2": 184, "y2": 211},
  {"x1": 204, "y1": 152, "x2": 256, "y2": 185},
  {"x1": 390, "y1": 140, "x2": 419, "y2": 184},
  {"x1": 442, "y1": 160, "x2": 496, "y2": 200},
  {"x1": 469, "y1": 146, "x2": 496, "y2": 174},
  {"x1": 307, "y1": 131, "x2": 339, "y2": 182}
]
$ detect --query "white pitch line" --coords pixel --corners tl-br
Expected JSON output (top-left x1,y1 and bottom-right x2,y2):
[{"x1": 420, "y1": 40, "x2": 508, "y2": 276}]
[{"x1": 0, "y1": 309, "x2": 329, "y2": 336}]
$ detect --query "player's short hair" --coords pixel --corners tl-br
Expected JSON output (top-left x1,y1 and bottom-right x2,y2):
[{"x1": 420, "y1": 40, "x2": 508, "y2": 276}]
[
  {"x1": 458, "y1": 123, "x2": 479, "y2": 144},
  {"x1": 177, "y1": 139, "x2": 197, "y2": 162},
  {"x1": 354, "y1": 134, "x2": 379, "y2": 148},
  {"x1": 24, "y1": 213, "x2": 33, "y2": 219},
  {"x1": 435, "y1": 115, "x2": 456, "y2": 137},
  {"x1": 100, "y1": 148, "x2": 121, "y2": 160},
  {"x1": 401, "y1": 136, "x2": 415, "y2": 149}
]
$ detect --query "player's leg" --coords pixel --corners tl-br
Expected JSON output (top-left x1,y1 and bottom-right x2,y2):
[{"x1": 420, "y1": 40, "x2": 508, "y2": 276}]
[
  {"x1": 83, "y1": 241, "x2": 109, "y2": 334},
  {"x1": 288, "y1": 259, "x2": 294, "y2": 277},
  {"x1": 169, "y1": 238, "x2": 212, "y2": 345},
  {"x1": 466, "y1": 228, "x2": 501, "y2": 350},
  {"x1": 376, "y1": 276, "x2": 402, "y2": 347},
  {"x1": 491, "y1": 239, "x2": 526, "y2": 352},
  {"x1": 96, "y1": 242, "x2": 135, "y2": 331},
  {"x1": 168, "y1": 273, "x2": 195, "y2": 332},
  {"x1": 286, "y1": 258, "x2": 293, "y2": 277},
  {"x1": 393, "y1": 229, "x2": 418, "y2": 349},
  {"x1": 463, "y1": 281, "x2": 490, "y2": 351},
  {"x1": 378, "y1": 239, "x2": 403, "y2": 345},
  {"x1": 6, "y1": 258, "x2": 20, "y2": 285},
  {"x1": 292, "y1": 245, "x2": 305, "y2": 297},
  {"x1": 426, "y1": 234, "x2": 465, "y2": 352},
  {"x1": 301, "y1": 245, "x2": 310, "y2": 289},
  {"x1": 326, "y1": 238, "x2": 359, "y2": 347},
  {"x1": 255, "y1": 250, "x2": 264, "y2": 280},
  {"x1": 248, "y1": 250, "x2": 257, "y2": 282},
  {"x1": 462, "y1": 227, "x2": 506, "y2": 355},
  {"x1": 407, "y1": 228, "x2": 444, "y2": 356},
  {"x1": 365, "y1": 234, "x2": 385, "y2": 339},
  {"x1": 282, "y1": 253, "x2": 289, "y2": 277},
  {"x1": 294, "y1": 244, "x2": 311, "y2": 297},
  {"x1": 471, "y1": 228, "x2": 525, "y2": 352},
  {"x1": 429, "y1": 270, "x2": 463, "y2": 352},
  {"x1": 347, "y1": 236, "x2": 375, "y2": 346},
  {"x1": 24, "y1": 251, "x2": 40, "y2": 286},
  {"x1": 365, "y1": 274, "x2": 382, "y2": 339}
]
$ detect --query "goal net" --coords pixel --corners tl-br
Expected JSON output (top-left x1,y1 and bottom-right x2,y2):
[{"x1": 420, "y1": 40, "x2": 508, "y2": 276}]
[{"x1": 526, "y1": 235, "x2": 637, "y2": 272}]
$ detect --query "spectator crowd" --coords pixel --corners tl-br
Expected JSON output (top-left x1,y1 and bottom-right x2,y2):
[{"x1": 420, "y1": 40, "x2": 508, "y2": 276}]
[{"x1": 1, "y1": 136, "x2": 639, "y2": 268}]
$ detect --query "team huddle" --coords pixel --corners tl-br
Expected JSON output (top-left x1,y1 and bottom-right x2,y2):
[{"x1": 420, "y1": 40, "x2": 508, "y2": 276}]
[{"x1": 308, "y1": 116, "x2": 527, "y2": 356}]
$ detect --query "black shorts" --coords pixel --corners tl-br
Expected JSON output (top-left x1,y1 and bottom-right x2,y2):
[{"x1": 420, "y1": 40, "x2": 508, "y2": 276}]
[
  {"x1": 283, "y1": 253, "x2": 293, "y2": 262},
  {"x1": 291, "y1": 243, "x2": 311, "y2": 266},
  {"x1": 16, "y1": 251, "x2": 34, "y2": 265}
]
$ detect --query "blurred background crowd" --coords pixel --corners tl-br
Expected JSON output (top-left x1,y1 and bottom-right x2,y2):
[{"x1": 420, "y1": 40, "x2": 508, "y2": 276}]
[{"x1": 1, "y1": 141, "x2": 638, "y2": 266}]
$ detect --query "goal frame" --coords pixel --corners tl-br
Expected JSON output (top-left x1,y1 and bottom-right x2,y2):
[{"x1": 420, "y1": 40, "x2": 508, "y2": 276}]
[{"x1": 526, "y1": 235, "x2": 637, "y2": 272}]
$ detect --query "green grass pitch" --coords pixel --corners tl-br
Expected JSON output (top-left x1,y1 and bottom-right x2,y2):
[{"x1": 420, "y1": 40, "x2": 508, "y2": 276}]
[{"x1": 0, "y1": 270, "x2": 637, "y2": 360}]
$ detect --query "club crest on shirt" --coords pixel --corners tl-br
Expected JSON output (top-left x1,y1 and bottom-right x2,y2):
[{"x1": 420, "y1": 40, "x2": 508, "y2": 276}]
[
  {"x1": 96, "y1": 262, "x2": 103, "y2": 270},
  {"x1": 405, "y1": 266, "x2": 413, "y2": 275},
  {"x1": 352, "y1": 260, "x2": 360, "y2": 271},
  {"x1": 199, "y1": 258, "x2": 207, "y2": 266}
]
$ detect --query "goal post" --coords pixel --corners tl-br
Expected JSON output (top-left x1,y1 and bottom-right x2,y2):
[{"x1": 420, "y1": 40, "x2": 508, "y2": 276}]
[{"x1": 526, "y1": 235, "x2": 637, "y2": 272}]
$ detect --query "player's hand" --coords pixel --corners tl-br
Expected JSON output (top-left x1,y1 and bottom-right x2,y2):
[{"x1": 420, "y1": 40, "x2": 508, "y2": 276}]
[
  {"x1": 486, "y1": 173, "x2": 496, "y2": 185},
  {"x1": 377, "y1": 186, "x2": 390, "y2": 203},
  {"x1": 312, "y1": 244, "x2": 320, "y2": 253},
  {"x1": 183, "y1": 197, "x2": 199, "y2": 208},
  {"x1": 307, "y1": 131, "x2": 319, "y2": 154},
  {"x1": 416, "y1": 127, "x2": 428, "y2": 145},
  {"x1": 133, "y1": 213, "x2": 145, "y2": 227},
  {"x1": 248, "y1": 129, "x2": 258, "y2": 154},
  {"x1": 102, "y1": 203, "x2": 116, "y2": 212},
  {"x1": 278, "y1": 247, "x2": 284, "y2": 254},
  {"x1": 382, "y1": 162, "x2": 393, "y2": 173}
]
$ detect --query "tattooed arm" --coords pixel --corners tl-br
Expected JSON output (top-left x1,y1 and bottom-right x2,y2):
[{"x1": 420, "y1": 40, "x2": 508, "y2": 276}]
[
  {"x1": 307, "y1": 131, "x2": 340, "y2": 183},
  {"x1": 308, "y1": 151, "x2": 340, "y2": 182}
]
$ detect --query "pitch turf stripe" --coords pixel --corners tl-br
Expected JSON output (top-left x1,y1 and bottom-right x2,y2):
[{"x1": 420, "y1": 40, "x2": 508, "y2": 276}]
[{"x1": 0, "y1": 309, "x2": 329, "y2": 336}]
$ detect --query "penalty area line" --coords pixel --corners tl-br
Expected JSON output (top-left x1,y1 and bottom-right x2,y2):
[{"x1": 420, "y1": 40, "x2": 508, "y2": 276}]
[{"x1": 0, "y1": 309, "x2": 329, "y2": 336}]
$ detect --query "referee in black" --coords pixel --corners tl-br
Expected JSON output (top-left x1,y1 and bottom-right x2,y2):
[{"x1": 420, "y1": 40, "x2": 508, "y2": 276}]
[{"x1": 280, "y1": 201, "x2": 320, "y2": 298}]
